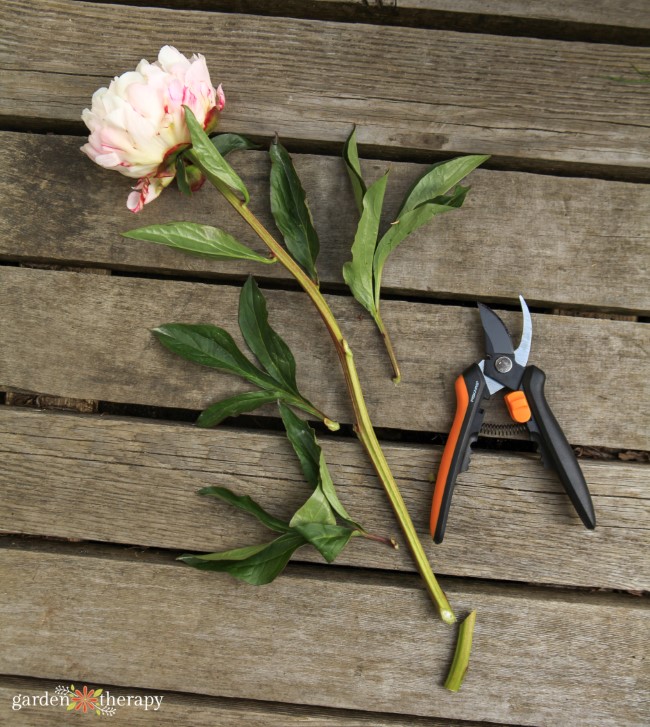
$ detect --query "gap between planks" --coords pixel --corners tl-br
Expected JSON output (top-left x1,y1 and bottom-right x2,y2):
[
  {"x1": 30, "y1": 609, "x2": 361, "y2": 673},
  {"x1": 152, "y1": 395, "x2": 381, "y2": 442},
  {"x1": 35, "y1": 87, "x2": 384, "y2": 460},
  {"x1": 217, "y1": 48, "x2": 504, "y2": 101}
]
[{"x1": 2, "y1": 120, "x2": 648, "y2": 185}]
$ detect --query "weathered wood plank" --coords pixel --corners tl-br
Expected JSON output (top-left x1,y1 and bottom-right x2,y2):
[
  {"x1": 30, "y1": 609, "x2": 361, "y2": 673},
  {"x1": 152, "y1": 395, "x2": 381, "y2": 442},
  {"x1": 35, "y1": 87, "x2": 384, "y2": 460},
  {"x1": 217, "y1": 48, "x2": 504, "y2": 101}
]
[
  {"x1": 1, "y1": 548, "x2": 647, "y2": 726},
  {"x1": 1, "y1": 1, "x2": 649, "y2": 175},
  {"x1": 2, "y1": 133, "x2": 648, "y2": 314},
  {"x1": 86, "y1": 0, "x2": 650, "y2": 45},
  {"x1": 101, "y1": 0, "x2": 650, "y2": 33},
  {"x1": 289, "y1": 0, "x2": 650, "y2": 31},
  {"x1": 1, "y1": 408, "x2": 647, "y2": 590},
  {"x1": 3, "y1": 264, "x2": 109, "y2": 413},
  {"x1": 0, "y1": 676, "x2": 500, "y2": 727},
  {"x1": 1, "y1": 267, "x2": 648, "y2": 450}
]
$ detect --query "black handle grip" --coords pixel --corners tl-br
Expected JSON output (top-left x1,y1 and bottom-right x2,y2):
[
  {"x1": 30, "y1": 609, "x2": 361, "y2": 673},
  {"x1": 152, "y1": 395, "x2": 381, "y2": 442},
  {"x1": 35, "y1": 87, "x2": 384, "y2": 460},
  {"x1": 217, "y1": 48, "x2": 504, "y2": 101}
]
[
  {"x1": 430, "y1": 363, "x2": 487, "y2": 543},
  {"x1": 521, "y1": 365, "x2": 596, "y2": 529}
]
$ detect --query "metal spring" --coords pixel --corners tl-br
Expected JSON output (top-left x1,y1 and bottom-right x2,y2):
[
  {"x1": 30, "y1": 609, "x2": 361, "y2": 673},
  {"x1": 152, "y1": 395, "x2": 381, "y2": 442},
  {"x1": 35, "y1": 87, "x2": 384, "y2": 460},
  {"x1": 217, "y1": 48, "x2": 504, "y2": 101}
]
[{"x1": 481, "y1": 422, "x2": 528, "y2": 437}]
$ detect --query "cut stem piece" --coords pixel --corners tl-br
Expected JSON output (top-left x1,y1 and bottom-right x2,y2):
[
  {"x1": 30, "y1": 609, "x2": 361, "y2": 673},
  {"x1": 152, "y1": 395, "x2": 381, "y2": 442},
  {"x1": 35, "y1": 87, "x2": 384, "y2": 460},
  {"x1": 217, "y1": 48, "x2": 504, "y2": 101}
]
[{"x1": 444, "y1": 610, "x2": 477, "y2": 692}]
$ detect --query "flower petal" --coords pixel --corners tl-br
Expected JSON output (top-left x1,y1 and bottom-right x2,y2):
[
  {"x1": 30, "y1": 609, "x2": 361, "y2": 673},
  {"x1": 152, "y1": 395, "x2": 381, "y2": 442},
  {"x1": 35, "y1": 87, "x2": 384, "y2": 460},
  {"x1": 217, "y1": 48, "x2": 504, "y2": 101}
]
[{"x1": 126, "y1": 175, "x2": 174, "y2": 213}]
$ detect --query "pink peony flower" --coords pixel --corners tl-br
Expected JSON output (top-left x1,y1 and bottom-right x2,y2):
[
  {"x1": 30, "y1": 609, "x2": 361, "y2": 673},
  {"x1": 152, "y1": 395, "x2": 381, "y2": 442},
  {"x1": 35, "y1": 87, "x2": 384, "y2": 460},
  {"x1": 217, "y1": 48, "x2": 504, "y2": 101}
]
[{"x1": 81, "y1": 46, "x2": 225, "y2": 212}]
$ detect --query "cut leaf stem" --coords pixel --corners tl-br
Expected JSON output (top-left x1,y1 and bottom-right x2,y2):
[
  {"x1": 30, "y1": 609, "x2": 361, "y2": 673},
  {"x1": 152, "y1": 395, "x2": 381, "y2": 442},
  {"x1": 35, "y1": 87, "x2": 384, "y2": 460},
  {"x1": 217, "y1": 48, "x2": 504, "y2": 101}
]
[
  {"x1": 355, "y1": 530, "x2": 399, "y2": 550},
  {"x1": 287, "y1": 397, "x2": 340, "y2": 432},
  {"x1": 374, "y1": 311, "x2": 401, "y2": 384},
  {"x1": 210, "y1": 176, "x2": 455, "y2": 625}
]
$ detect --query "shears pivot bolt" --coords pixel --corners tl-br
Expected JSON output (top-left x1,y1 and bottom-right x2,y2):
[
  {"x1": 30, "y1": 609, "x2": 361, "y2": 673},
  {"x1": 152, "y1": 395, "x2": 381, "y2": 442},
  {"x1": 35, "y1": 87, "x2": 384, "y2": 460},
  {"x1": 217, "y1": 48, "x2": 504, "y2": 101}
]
[{"x1": 495, "y1": 356, "x2": 513, "y2": 373}]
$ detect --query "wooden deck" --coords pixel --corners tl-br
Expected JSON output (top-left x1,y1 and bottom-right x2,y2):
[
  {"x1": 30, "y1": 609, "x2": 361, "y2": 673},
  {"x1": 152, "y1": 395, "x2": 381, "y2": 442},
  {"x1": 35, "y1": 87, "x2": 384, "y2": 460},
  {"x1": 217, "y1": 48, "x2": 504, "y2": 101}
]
[{"x1": 1, "y1": 1, "x2": 649, "y2": 725}]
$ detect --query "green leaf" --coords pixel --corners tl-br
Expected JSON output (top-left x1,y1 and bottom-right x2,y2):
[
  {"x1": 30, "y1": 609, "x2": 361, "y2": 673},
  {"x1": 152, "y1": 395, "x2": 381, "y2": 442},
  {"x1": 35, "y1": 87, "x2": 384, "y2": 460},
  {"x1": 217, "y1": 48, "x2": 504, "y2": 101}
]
[
  {"x1": 238, "y1": 277, "x2": 299, "y2": 394},
  {"x1": 278, "y1": 401, "x2": 321, "y2": 488},
  {"x1": 123, "y1": 222, "x2": 273, "y2": 265},
  {"x1": 153, "y1": 323, "x2": 276, "y2": 390},
  {"x1": 293, "y1": 523, "x2": 355, "y2": 563},
  {"x1": 269, "y1": 140, "x2": 320, "y2": 282},
  {"x1": 184, "y1": 105, "x2": 250, "y2": 203},
  {"x1": 372, "y1": 185, "x2": 470, "y2": 307},
  {"x1": 278, "y1": 402, "x2": 359, "y2": 527},
  {"x1": 178, "y1": 532, "x2": 305, "y2": 585},
  {"x1": 317, "y1": 451, "x2": 359, "y2": 527},
  {"x1": 154, "y1": 304, "x2": 326, "y2": 427},
  {"x1": 343, "y1": 127, "x2": 366, "y2": 215},
  {"x1": 290, "y1": 485, "x2": 336, "y2": 528},
  {"x1": 198, "y1": 486, "x2": 292, "y2": 533},
  {"x1": 183, "y1": 543, "x2": 268, "y2": 562},
  {"x1": 175, "y1": 156, "x2": 192, "y2": 196},
  {"x1": 370, "y1": 155, "x2": 487, "y2": 313},
  {"x1": 342, "y1": 172, "x2": 388, "y2": 316},
  {"x1": 212, "y1": 133, "x2": 259, "y2": 157},
  {"x1": 197, "y1": 391, "x2": 281, "y2": 428},
  {"x1": 396, "y1": 154, "x2": 488, "y2": 217}
]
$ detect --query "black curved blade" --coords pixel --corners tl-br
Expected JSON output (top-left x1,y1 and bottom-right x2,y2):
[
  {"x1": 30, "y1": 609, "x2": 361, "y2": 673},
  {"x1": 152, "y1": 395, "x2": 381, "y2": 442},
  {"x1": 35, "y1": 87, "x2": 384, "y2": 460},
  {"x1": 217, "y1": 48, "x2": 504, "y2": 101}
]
[{"x1": 477, "y1": 303, "x2": 514, "y2": 357}]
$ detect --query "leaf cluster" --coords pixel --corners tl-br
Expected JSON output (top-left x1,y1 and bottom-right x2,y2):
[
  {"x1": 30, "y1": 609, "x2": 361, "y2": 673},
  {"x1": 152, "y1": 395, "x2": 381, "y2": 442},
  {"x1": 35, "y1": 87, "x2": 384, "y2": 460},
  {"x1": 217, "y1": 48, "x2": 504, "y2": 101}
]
[
  {"x1": 124, "y1": 112, "x2": 269, "y2": 267},
  {"x1": 137, "y1": 107, "x2": 322, "y2": 291},
  {"x1": 150, "y1": 276, "x2": 337, "y2": 430},
  {"x1": 179, "y1": 402, "x2": 369, "y2": 584},
  {"x1": 121, "y1": 117, "x2": 403, "y2": 588},
  {"x1": 342, "y1": 128, "x2": 489, "y2": 379}
]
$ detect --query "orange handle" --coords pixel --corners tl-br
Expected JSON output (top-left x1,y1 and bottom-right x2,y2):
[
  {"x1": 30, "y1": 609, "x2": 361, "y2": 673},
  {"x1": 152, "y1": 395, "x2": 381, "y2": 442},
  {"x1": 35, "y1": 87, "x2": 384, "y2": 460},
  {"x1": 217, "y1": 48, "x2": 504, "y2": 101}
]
[
  {"x1": 430, "y1": 364, "x2": 487, "y2": 543},
  {"x1": 430, "y1": 374, "x2": 469, "y2": 538}
]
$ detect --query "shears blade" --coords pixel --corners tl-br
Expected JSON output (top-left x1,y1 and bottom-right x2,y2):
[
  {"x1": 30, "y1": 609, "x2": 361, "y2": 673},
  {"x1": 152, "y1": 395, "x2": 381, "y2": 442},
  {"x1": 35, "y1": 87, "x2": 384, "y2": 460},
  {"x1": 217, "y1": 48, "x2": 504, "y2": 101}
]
[
  {"x1": 478, "y1": 303, "x2": 515, "y2": 357},
  {"x1": 514, "y1": 295, "x2": 532, "y2": 368},
  {"x1": 478, "y1": 296, "x2": 532, "y2": 367}
]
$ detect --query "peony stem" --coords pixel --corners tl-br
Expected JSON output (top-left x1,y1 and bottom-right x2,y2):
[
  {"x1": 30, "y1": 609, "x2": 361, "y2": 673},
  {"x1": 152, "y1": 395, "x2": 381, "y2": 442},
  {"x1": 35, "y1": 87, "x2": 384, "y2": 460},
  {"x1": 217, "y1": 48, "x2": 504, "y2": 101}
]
[
  {"x1": 210, "y1": 177, "x2": 455, "y2": 625},
  {"x1": 444, "y1": 610, "x2": 477, "y2": 692}
]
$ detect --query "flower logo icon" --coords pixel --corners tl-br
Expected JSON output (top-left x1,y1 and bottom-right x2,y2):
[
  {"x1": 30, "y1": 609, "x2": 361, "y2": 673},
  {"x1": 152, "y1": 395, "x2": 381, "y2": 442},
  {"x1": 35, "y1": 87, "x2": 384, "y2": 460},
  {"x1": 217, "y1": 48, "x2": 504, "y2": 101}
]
[{"x1": 69, "y1": 685, "x2": 101, "y2": 713}]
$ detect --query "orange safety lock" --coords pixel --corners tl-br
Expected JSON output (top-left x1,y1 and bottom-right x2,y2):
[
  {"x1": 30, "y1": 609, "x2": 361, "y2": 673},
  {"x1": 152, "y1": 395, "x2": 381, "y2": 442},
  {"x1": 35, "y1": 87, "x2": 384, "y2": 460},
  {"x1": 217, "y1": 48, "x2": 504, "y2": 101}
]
[{"x1": 504, "y1": 390, "x2": 532, "y2": 423}]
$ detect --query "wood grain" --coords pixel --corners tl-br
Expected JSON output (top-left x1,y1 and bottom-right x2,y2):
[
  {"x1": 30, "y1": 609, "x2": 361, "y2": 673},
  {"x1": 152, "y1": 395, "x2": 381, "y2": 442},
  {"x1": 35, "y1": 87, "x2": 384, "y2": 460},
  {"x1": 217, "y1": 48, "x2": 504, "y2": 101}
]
[
  {"x1": 0, "y1": 676, "x2": 500, "y2": 727},
  {"x1": 1, "y1": 1, "x2": 649, "y2": 175},
  {"x1": 1, "y1": 132, "x2": 648, "y2": 314},
  {"x1": 1, "y1": 547, "x2": 647, "y2": 726},
  {"x1": 1, "y1": 267, "x2": 648, "y2": 450},
  {"x1": 1, "y1": 407, "x2": 647, "y2": 590}
]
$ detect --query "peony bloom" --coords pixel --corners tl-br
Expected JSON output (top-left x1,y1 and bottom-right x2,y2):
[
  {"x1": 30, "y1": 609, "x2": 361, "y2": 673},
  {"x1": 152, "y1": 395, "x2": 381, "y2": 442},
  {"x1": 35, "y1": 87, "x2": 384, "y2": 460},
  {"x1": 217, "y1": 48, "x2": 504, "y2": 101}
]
[{"x1": 81, "y1": 46, "x2": 225, "y2": 212}]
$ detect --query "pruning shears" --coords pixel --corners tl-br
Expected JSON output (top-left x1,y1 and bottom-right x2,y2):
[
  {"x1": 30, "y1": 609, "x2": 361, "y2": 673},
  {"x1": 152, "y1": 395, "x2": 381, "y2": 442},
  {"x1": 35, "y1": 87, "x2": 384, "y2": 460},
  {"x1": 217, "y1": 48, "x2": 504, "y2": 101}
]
[{"x1": 430, "y1": 296, "x2": 596, "y2": 543}]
